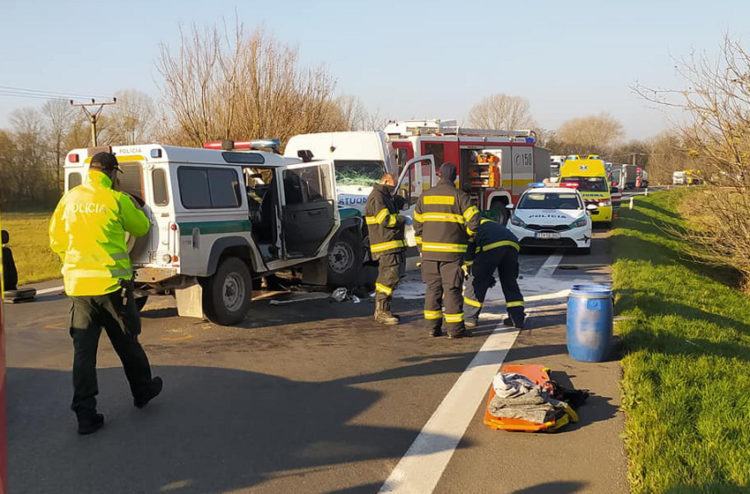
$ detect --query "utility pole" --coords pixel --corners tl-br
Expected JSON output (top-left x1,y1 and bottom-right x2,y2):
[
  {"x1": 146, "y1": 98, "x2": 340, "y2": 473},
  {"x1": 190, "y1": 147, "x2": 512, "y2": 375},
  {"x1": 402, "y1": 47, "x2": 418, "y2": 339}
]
[{"x1": 70, "y1": 98, "x2": 116, "y2": 146}]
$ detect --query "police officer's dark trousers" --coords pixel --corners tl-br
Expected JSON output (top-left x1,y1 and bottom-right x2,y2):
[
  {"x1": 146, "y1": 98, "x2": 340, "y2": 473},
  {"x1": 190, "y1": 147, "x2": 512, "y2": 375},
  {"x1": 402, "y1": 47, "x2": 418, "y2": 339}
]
[
  {"x1": 464, "y1": 246, "x2": 525, "y2": 326},
  {"x1": 70, "y1": 291, "x2": 153, "y2": 414},
  {"x1": 375, "y1": 252, "x2": 403, "y2": 315},
  {"x1": 422, "y1": 259, "x2": 465, "y2": 335}
]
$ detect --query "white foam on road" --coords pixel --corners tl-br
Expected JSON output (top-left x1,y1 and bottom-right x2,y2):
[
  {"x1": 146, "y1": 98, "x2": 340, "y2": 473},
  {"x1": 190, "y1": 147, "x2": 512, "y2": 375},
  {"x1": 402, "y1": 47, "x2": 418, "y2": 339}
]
[{"x1": 378, "y1": 322, "x2": 520, "y2": 494}]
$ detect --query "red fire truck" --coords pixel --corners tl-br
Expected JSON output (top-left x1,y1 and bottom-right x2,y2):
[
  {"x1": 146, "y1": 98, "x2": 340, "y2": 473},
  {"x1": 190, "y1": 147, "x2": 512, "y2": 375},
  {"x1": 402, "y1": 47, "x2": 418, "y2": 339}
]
[{"x1": 383, "y1": 119, "x2": 551, "y2": 222}]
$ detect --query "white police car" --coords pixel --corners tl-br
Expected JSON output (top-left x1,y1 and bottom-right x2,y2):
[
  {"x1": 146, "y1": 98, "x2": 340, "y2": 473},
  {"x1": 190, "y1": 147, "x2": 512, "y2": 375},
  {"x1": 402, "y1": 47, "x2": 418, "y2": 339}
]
[{"x1": 508, "y1": 184, "x2": 593, "y2": 254}]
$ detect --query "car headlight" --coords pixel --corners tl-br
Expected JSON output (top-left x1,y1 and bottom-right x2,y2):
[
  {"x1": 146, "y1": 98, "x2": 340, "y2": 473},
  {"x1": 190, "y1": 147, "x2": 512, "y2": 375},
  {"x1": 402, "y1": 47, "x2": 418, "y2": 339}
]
[
  {"x1": 510, "y1": 214, "x2": 525, "y2": 227},
  {"x1": 599, "y1": 200, "x2": 611, "y2": 207},
  {"x1": 570, "y1": 216, "x2": 587, "y2": 228}
]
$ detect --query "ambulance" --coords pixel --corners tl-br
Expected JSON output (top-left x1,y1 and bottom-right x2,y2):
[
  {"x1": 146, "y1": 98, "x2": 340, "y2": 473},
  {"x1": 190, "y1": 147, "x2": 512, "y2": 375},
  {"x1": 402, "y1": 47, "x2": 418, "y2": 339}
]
[{"x1": 558, "y1": 157, "x2": 613, "y2": 225}]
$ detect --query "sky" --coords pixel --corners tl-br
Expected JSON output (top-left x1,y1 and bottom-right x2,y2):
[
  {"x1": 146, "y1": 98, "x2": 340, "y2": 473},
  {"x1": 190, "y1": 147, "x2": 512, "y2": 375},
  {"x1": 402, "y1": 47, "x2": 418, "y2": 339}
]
[{"x1": 1, "y1": 0, "x2": 748, "y2": 141}]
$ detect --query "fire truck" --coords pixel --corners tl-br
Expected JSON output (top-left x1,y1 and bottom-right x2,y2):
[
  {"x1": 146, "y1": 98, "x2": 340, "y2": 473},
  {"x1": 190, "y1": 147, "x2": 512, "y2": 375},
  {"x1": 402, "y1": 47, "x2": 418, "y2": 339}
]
[{"x1": 383, "y1": 119, "x2": 551, "y2": 223}]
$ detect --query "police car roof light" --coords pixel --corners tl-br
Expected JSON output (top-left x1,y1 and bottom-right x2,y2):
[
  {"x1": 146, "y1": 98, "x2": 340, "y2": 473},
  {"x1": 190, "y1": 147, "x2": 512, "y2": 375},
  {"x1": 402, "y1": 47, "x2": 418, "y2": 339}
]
[{"x1": 528, "y1": 182, "x2": 547, "y2": 188}]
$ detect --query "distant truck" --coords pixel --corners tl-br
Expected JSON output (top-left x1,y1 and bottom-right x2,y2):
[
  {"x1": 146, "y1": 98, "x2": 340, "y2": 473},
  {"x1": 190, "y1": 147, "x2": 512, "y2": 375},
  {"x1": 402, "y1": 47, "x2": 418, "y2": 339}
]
[
  {"x1": 673, "y1": 169, "x2": 702, "y2": 185},
  {"x1": 611, "y1": 164, "x2": 648, "y2": 189}
]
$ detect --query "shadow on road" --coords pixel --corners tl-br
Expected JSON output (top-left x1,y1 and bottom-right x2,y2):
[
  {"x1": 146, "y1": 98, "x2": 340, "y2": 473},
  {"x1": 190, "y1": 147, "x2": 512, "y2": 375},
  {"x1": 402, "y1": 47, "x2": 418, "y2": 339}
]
[
  {"x1": 7, "y1": 364, "x2": 472, "y2": 494},
  {"x1": 511, "y1": 481, "x2": 588, "y2": 493}
]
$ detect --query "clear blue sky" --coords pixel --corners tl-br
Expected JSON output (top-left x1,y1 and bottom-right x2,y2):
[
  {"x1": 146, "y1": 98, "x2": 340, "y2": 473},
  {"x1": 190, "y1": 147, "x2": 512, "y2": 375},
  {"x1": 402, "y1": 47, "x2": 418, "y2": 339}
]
[{"x1": 1, "y1": 0, "x2": 747, "y2": 140}]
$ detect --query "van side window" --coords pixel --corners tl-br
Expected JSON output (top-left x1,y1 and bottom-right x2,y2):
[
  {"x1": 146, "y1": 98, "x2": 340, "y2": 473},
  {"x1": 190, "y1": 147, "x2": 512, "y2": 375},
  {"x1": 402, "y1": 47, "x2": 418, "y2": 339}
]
[
  {"x1": 152, "y1": 169, "x2": 169, "y2": 206},
  {"x1": 68, "y1": 172, "x2": 82, "y2": 190},
  {"x1": 178, "y1": 167, "x2": 242, "y2": 209}
]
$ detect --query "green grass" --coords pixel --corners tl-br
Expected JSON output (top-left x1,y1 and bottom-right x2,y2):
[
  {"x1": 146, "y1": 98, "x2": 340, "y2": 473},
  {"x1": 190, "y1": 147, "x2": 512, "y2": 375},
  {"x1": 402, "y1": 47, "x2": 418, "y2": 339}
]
[
  {"x1": 613, "y1": 189, "x2": 750, "y2": 493},
  {"x1": 1, "y1": 211, "x2": 61, "y2": 285}
]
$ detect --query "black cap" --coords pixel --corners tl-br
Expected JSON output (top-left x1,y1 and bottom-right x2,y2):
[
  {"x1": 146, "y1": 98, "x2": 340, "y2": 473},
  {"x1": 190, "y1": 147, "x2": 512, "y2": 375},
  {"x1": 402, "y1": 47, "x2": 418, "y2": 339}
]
[
  {"x1": 90, "y1": 152, "x2": 121, "y2": 173},
  {"x1": 439, "y1": 162, "x2": 457, "y2": 182}
]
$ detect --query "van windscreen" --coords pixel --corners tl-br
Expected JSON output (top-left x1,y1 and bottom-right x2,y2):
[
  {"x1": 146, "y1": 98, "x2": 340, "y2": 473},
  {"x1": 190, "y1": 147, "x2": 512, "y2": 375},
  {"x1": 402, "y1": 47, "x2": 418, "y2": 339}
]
[
  {"x1": 561, "y1": 176, "x2": 607, "y2": 192},
  {"x1": 334, "y1": 160, "x2": 385, "y2": 186}
]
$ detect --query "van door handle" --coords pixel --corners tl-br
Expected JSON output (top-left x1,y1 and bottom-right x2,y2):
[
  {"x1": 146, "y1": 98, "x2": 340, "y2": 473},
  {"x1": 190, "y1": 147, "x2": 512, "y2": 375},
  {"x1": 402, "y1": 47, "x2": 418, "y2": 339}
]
[{"x1": 308, "y1": 210, "x2": 323, "y2": 216}]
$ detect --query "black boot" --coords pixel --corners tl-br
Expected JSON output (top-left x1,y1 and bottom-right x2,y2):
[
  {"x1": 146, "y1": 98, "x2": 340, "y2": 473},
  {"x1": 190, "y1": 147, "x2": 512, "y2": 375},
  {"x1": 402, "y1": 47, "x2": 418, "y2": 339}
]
[
  {"x1": 77, "y1": 411, "x2": 104, "y2": 435},
  {"x1": 134, "y1": 376, "x2": 163, "y2": 408}
]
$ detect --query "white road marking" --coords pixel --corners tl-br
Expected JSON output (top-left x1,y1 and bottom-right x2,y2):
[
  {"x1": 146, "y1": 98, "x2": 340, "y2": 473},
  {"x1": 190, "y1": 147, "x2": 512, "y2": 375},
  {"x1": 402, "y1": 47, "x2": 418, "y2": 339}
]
[
  {"x1": 378, "y1": 322, "x2": 520, "y2": 494},
  {"x1": 35, "y1": 285, "x2": 64, "y2": 295},
  {"x1": 535, "y1": 253, "x2": 563, "y2": 278}
]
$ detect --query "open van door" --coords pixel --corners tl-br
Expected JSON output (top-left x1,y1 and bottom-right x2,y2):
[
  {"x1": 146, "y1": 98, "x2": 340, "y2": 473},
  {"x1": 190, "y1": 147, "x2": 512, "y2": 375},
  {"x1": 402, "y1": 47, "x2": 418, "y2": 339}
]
[
  {"x1": 394, "y1": 155, "x2": 436, "y2": 247},
  {"x1": 280, "y1": 161, "x2": 338, "y2": 259}
]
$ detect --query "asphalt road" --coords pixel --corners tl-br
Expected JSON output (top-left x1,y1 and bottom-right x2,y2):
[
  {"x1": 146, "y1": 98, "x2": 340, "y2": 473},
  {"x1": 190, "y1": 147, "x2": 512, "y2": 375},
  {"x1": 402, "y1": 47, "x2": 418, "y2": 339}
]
[{"x1": 5, "y1": 228, "x2": 627, "y2": 494}]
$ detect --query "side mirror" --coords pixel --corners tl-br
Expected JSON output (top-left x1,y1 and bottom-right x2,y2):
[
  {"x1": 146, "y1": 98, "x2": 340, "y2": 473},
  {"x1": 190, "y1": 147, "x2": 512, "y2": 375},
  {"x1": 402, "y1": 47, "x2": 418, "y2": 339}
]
[
  {"x1": 505, "y1": 203, "x2": 514, "y2": 210},
  {"x1": 586, "y1": 203, "x2": 598, "y2": 211}
]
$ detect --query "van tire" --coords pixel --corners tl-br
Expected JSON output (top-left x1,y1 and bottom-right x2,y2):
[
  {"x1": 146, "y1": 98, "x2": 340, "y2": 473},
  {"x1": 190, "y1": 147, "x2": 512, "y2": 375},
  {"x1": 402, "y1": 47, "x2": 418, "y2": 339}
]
[
  {"x1": 327, "y1": 229, "x2": 362, "y2": 287},
  {"x1": 203, "y1": 257, "x2": 252, "y2": 325},
  {"x1": 135, "y1": 296, "x2": 148, "y2": 311}
]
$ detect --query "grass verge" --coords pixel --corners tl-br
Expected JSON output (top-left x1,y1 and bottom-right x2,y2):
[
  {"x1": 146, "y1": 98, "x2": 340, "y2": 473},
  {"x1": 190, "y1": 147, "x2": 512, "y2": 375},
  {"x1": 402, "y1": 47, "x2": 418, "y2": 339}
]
[
  {"x1": 613, "y1": 189, "x2": 750, "y2": 493},
  {"x1": 1, "y1": 211, "x2": 61, "y2": 286}
]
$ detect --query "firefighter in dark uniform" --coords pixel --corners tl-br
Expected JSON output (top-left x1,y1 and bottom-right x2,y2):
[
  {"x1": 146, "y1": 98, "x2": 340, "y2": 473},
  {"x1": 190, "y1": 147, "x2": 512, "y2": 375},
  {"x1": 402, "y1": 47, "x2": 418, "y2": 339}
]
[
  {"x1": 463, "y1": 216, "x2": 526, "y2": 329},
  {"x1": 414, "y1": 162, "x2": 481, "y2": 338},
  {"x1": 365, "y1": 173, "x2": 407, "y2": 325}
]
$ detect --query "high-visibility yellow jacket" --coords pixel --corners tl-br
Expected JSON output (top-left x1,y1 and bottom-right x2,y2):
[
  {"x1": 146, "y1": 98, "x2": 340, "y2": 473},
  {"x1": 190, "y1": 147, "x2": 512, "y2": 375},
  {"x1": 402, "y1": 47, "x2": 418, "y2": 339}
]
[
  {"x1": 365, "y1": 183, "x2": 405, "y2": 258},
  {"x1": 414, "y1": 180, "x2": 481, "y2": 262},
  {"x1": 49, "y1": 170, "x2": 150, "y2": 296}
]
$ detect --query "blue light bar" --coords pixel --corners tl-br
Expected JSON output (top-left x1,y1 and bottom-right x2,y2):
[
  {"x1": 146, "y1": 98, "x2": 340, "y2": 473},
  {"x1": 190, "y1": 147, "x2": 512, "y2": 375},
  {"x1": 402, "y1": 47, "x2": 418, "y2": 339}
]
[{"x1": 527, "y1": 182, "x2": 547, "y2": 188}]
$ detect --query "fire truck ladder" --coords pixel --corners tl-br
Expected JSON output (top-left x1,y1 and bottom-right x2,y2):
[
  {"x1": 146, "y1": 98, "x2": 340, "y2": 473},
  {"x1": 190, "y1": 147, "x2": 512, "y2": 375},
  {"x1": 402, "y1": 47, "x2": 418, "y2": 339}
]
[{"x1": 384, "y1": 119, "x2": 536, "y2": 141}]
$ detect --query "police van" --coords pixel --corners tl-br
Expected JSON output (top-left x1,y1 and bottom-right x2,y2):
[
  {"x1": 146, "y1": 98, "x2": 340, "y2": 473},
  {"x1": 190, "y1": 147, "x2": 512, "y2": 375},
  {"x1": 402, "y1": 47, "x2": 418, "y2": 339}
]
[{"x1": 64, "y1": 143, "x2": 360, "y2": 325}]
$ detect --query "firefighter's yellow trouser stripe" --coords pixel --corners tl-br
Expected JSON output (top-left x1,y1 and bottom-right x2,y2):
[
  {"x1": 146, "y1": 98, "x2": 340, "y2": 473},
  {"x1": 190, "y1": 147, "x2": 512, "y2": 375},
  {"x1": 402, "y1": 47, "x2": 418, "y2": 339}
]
[
  {"x1": 464, "y1": 297, "x2": 482, "y2": 308},
  {"x1": 463, "y1": 206, "x2": 480, "y2": 221},
  {"x1": 424, "y1": 195, "x2": 455, "y2": 205},
  {"x1": 424, "y1": 310, "x2": 442, "y2": 320},
  {"x1": 483, "y1": 240, "x2": 520, "y2": 252},
  {"x1": 375, "y1": 283, "x2": 393, "y2": 296},
  {"x1": 421, "y1": 242, "x2": 467, "y2": 253},
  {"x1": 507, "y1": 300, "x2": 524, "y2": 308},
  {"x1": 444, "y1": 313, "x2": 464, "y2": 323},
  {"x1": 370, "y1": 240, "x2": 405, "y2": 253}
]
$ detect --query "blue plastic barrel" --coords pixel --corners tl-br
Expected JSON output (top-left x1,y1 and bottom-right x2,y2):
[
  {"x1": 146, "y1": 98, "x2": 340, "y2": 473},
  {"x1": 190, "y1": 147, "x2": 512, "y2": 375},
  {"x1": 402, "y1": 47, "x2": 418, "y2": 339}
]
[{"x1": 566, "y1": 284, "x2": 613, "y2": 362}]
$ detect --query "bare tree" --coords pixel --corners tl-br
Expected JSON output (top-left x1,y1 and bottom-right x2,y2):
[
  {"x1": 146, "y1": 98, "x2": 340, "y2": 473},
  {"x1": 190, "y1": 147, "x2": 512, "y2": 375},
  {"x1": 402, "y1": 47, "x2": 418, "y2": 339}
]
[
  {"x1": 555, "y1": 113, "x2": 624, "y2": 155},
  {"x1": 99, "y1": 89, "x2": 156, "y2": 145},
  {"x1": 157, "y1": 21, "x2": 345, "y2": 146},
  {"x1": 468, "y1": 94, "x2": 536, "y2": 130},
  {"x1": 636, "y1": 36, "x2": 750, "y2": 288},
  {"x1": 42, "y1": 99, "x2": 75, "y2": 192}
]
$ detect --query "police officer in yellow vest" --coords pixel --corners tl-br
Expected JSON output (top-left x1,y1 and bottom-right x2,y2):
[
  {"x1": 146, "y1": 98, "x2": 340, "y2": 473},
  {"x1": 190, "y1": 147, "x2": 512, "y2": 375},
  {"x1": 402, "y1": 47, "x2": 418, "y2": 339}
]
[
  {"x1": 414, "y1": 162, "x2": 481, "y2": 338},
  {"x1": 365, "y1": 173, "x2": 407, "y2": 325},
  {"x1": 49, "y1": 151, "x2": 162, "y2": 435}
]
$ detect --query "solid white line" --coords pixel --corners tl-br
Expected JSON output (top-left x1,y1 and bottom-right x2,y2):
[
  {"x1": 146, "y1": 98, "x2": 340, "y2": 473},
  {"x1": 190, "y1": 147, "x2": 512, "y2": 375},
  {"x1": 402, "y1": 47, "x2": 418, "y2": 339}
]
[
  {"x1": 35, "y1": 285, "x2": 65, "y2": 295},
  {"x1": 378, "y1": 324, "x2": 520, "y2": 494},
  {"x1": 535, "y1": 253, "x2": 563, "y2": 278}
]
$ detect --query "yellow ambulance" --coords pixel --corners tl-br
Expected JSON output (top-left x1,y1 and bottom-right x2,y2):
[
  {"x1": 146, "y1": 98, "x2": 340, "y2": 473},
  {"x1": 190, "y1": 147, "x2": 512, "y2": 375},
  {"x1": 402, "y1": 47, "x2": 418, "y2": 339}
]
[{"x1": 559, "y1": 157, "x2": 613, "y2": 225}]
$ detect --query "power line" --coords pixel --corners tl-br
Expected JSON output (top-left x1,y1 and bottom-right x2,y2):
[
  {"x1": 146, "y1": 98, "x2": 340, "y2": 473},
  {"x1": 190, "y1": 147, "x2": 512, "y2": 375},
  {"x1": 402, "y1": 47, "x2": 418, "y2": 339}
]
[{"x1": 0, "y1": 85, "x2": 114, "y2": 101}]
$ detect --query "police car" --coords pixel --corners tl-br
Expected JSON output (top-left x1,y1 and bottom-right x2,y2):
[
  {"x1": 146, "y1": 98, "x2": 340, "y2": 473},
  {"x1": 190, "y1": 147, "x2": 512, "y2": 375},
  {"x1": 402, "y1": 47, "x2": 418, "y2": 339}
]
[{"x1": 508, "y1": 184, "x2": 593, "y2": 254}]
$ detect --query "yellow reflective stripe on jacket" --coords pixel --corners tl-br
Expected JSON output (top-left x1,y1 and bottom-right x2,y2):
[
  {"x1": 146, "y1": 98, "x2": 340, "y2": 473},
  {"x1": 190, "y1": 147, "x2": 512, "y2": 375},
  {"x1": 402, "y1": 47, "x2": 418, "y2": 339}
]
[
  {"x1": 366, "y1": 207, "x2": 390, "y2": 225},
  {"x1": 413, "y1": 211, "x2": 423, "y2": 223},
  {"x1": 463, "y1": 205, "x2": 480, "y2": 221},
  {"x1": 386, "y1": 213, "x2": 399, "y2": 228},
  {"x1": 480, "y1": 218, "x2": 492, "y2": 224},
  {"x1": 421, "y1": 242, "x2": 467, "y2": 253},
  {"x1": 414, "y1": 236, "x2": 422, "y2": 245},
  {"x1": 464, "y1": 297, "x2": 482, "y2": 308},
  {"x1": 483, "y1": 240, "x2": 520, "y2": 252},
  {"x1": 375, "y1": 283, "x2": 393, "y2": 296},
  {"x1": 423, "y1": 195, "x2": 455, "y2": 205},
  {"x1": 463, "y1": 259, "x2": 474, "y2": 266},
  {"x1": 419, "y1": 212, "x2": 464, "y2": 223},
  {"x1": 424, "y1": 309, "x2": 442, "y2": 320},
  {"x1": 444, "y1": 312, "x2": 464, "y2": 323},
  {"x1": 370, "y1": 240, "x2": 405, "y2": 253},
  {"x1": 507, "y1": 300, "x2": 525, "y2": 308},
  {"x1": 466, "y1": 226, "x2": 476, "y2": 236}
]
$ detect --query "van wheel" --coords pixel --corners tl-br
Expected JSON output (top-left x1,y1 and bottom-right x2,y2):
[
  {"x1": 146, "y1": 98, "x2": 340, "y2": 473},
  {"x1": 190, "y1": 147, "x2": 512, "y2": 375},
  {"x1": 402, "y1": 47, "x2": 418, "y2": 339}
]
[
  {"x1": 327, "y1": 229, "x2": 363, "y2": 287},
  {"x1": 203, "y1": 257, "x2": 252, "y2": 325}
]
